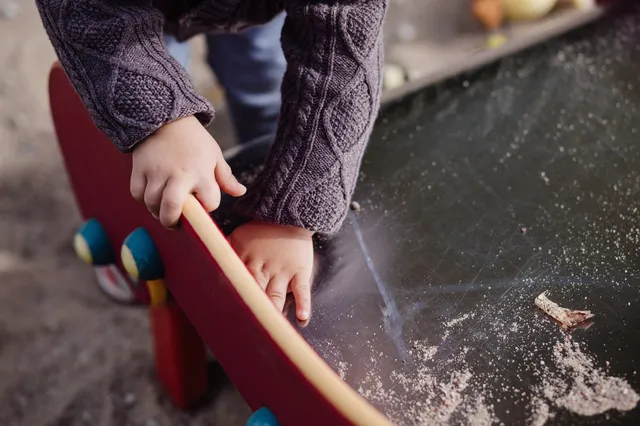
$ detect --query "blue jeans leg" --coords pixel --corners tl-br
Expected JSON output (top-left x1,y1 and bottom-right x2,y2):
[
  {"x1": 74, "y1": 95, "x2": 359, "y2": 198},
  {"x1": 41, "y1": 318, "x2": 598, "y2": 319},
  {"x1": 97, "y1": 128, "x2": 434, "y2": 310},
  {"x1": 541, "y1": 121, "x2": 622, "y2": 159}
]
[
  {"x1": 163, "y1": 14, "x2": 286, "y2": 145},
  {"x1": 206, "y1": 13, "x2": 286, "y2": 145}
]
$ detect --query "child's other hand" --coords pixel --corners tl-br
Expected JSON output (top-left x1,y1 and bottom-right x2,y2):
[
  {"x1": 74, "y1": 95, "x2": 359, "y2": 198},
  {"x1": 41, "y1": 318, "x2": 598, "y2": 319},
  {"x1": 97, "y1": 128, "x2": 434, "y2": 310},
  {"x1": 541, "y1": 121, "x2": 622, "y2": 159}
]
[
  {"x1": 230, "y1": 221, "x2": 314, "y2": 321},
  {"x1": 131, "y1": 116, "x2": 246, "y2": 228}
]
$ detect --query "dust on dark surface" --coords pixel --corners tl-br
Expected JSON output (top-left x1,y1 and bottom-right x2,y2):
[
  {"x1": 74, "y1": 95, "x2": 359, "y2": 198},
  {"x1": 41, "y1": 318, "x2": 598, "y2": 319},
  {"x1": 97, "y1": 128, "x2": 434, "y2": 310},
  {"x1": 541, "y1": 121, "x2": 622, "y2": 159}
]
[{"x1": 276, "y1": 5, "x2": 640, "y2": 425}]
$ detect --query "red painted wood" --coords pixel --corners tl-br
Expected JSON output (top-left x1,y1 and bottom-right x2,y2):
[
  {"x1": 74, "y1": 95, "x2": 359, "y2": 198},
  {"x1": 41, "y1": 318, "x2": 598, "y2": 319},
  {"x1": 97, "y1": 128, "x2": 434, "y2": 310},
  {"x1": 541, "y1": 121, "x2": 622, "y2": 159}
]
[
  {"x1": 48, "y1": 63, "x2": 354, "y2": 425},
  {"x1": 150, "y1": 301, "x2": 208, "y2": 410}
]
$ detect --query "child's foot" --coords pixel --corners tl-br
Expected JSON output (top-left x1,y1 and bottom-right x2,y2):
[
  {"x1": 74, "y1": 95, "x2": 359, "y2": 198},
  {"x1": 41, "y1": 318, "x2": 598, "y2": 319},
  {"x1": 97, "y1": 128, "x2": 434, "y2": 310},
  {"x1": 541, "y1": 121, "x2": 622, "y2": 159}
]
[{"x1": 229, "y1": 221, "x2": 313, "y2": 321}]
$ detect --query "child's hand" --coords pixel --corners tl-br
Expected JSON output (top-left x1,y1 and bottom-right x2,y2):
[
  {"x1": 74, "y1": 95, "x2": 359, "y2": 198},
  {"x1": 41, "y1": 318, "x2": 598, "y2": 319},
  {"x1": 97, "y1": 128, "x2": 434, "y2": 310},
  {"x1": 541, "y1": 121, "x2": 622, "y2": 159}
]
[
  {"x1": 229, "y1": 221, "x2": 314, "y2": 321},
  {"x1": 130, "y1": 116, "x2": 246, "y2": 228}
]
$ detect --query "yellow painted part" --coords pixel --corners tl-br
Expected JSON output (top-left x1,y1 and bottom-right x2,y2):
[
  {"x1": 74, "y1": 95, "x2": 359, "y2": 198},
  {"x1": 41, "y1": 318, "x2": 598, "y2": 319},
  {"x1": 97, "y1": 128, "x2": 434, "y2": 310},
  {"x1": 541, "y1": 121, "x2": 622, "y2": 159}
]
[
  {"x1": 486, "y1": 33, "x2": 508, "y2": 49},
  {"x1": 73, "y1": 233, "x2": 93, "y2": 264},
  {"x1": 147, "y1": 279, "x2": 167, "y2": 306},
  {"x1": 120, "y1": 245, "x2": 139, "y2": 279}
]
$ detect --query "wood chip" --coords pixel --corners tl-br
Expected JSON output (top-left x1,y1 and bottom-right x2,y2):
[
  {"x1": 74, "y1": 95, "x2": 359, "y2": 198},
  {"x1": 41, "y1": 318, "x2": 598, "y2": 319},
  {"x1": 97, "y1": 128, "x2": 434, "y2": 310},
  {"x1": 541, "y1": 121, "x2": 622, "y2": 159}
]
[{"x1": 534, "y1": 291, "x2": 594, "y2": 331}]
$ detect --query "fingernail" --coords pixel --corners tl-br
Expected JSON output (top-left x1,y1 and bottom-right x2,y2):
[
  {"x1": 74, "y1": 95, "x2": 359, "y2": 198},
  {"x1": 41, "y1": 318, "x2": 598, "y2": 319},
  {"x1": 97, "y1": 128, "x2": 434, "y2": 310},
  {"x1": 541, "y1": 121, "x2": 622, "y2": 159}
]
[{"x1": 298, "y1": 309, "x2": 309, "y2": 320}]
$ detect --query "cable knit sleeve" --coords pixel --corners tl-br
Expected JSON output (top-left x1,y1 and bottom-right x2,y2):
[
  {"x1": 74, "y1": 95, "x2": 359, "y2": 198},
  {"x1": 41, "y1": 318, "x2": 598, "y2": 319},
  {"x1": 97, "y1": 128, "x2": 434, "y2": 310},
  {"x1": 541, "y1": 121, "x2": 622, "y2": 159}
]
[
  {"x1": 36, "y1": 0, "x2": 214, "y2": 152},
  {"x1": 234, "y1": 0, "x2": 387, "y2": 236}
]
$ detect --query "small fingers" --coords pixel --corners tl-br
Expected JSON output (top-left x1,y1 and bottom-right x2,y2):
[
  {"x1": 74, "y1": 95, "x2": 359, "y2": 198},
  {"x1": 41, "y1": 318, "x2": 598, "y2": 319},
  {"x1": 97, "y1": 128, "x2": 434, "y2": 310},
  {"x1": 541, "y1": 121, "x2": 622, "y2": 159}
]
[
  {"x1": 194, "y1": 179, "x2": 221, "y2": 213},
  {"x1": 159, "y1": 178, "x2": 192, "y2": 228},
  {"x1": 215, "y1": 159, "x2": 246, "y2": 197},
  {"x1": 291, "y1": 272, "x2": 312, "y2": 321},
  {"x1": 266, "y1": 274, "x2": 290, "y2": 313},
  {"x1": 143, "y1": 179, "x2": 167, "y2": 220}
]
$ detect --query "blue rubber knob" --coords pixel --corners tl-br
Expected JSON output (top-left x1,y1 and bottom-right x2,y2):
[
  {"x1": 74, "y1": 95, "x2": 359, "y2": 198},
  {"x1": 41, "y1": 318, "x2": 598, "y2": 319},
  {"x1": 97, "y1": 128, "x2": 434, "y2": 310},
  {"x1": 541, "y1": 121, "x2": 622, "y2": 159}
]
[
  {"x1": 246, "y1": 407, "x2": 279, "y2": 426},
  {"x1": 121, "y1": 227, "x2": 165, "y2": 281},
  {"x1": 73, "y1": 218, "x2": 114, "y2": 266}
]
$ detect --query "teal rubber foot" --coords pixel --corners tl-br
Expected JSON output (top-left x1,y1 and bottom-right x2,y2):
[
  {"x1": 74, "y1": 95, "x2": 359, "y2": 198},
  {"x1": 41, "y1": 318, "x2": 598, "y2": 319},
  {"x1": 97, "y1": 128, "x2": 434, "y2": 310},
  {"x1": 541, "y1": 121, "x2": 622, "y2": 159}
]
[
  {"x1": 73, "y1": 218, "x2": 114, "y2": 266},
  {"x1": 247, "y1": 407, "x2": 279, "y2": 426},
  {"x1": 121, "y1": 227, "x2": 164, "y2": 281}
]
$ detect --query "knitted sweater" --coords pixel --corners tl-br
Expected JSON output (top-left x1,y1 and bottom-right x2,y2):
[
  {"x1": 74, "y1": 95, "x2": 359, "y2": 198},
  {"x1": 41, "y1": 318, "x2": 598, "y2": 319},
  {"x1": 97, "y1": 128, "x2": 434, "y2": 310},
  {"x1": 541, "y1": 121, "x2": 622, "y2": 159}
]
[{"x1": 36, "y1": 0, "x2": 387, "y2": 235}]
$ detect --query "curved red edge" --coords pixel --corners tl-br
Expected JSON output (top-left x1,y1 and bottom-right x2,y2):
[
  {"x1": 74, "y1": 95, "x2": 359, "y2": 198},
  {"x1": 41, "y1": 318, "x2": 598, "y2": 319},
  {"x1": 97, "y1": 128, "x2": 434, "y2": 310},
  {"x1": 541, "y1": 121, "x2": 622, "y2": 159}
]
[{"x1": 47, "y1": 63, "x2": 355, "y2": 425}]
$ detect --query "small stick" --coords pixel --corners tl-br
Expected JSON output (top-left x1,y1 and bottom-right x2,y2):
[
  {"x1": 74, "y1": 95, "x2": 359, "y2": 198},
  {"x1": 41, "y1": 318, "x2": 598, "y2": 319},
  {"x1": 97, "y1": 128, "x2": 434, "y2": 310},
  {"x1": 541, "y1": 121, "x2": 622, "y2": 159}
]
[{"x1": 534, "y1": 291, "x2": 594, "y2": 331}]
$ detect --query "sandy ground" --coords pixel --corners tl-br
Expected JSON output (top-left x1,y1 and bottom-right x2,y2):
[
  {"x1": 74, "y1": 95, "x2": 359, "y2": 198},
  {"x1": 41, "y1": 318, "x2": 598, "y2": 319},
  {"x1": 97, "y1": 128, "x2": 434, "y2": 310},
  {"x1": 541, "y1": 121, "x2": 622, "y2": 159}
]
[{"x1": 0, "y1": 3, "x2": 250, "y2": 426}]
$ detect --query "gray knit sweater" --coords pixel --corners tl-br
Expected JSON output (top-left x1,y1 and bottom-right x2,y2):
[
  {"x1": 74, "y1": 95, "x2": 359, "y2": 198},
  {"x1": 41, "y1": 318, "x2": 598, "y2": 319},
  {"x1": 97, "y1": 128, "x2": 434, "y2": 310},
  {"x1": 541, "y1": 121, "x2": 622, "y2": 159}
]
[{"x1": 36, "y1": 0, "x2": 386, "y2": 235}]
